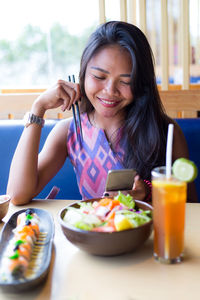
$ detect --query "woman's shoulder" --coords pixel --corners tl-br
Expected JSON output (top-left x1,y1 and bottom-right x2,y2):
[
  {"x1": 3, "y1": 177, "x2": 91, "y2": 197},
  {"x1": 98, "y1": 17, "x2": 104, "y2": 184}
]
[
  {"x1": 163, "y1": 115, "x2": 183, "y2": 134},
  {"x1": 162, "y1": 115, "x2": 188, "y2": 159},
  {"x1": 47, "y1": 117, "x2": 73, "y2": 141},
  {"x1": 172, "y1": 120, "x2": 189, "y2": 160},
  {"x1": 53, "y1": 117, "x2": 73, "y2": 130},
  {"x1": 167, "y1": 117, "x2": 185, "y2": 137}
]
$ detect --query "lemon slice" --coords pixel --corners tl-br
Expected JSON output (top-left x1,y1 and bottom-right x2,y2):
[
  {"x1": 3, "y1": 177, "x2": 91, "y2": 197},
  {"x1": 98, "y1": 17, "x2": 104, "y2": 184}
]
[
  {"x1": 172, "y1": 158, "x2": 198, "y2": 182},
  {"x1": 114, "y1": 214, "x2": 134, "y2": 231}
]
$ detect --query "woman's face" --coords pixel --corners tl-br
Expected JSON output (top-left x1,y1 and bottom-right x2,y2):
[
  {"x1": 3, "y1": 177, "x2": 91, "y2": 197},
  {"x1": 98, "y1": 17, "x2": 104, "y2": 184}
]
[{"x1": 84, "y1": 45, "x2": 133, "y2": 118}]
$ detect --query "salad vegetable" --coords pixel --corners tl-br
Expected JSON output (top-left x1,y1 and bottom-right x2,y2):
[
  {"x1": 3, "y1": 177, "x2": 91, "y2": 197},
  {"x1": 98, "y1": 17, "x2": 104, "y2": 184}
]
[{"x1": 63, "y1": 192, "x2": 152, "y2": 232}]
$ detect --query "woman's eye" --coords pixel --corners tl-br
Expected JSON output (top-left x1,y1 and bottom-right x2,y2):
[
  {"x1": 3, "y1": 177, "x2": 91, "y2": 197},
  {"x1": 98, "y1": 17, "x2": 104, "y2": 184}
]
[
  {"x1": 121, "y1": 81, "x2": 131, "y2": 85},
  {"x1": 93, "y1": 74, "x2": 105, "y2": 80}
]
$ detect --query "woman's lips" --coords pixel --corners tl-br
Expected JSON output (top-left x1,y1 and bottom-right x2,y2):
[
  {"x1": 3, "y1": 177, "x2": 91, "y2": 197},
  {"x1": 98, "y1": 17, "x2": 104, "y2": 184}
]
[{"x1": 97, "y1": 97, "x2": 120, "y2": 107}]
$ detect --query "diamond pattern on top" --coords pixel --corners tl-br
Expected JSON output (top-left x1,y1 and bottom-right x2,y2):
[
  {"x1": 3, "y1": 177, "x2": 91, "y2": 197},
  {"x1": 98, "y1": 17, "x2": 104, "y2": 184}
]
[
  {"x1": 103, "y1": 155, "x2": 118, "y2": 172},
  {"x1": 87, "y1": 161, "x2": 100, "y2": 183},
  {"x1": 67, "y1": 113, "x2": 125, "y2": 199},
  {"x1": 96, "y1": 145, "x2": 108, "y2": 164}
]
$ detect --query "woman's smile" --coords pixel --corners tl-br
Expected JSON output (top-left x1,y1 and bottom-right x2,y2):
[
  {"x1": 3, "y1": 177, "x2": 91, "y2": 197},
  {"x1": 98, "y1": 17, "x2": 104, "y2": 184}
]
[{"x1": 96, "y1": 96, "x2": 121, "y2": 107}]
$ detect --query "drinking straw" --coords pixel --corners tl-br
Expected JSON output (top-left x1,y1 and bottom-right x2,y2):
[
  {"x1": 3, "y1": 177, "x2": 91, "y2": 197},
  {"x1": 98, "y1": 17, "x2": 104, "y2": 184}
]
[
  {"x1": 166, "y1": 123, "x2": 174, "y2": 179},
  {"x1": 165, "y1": 123, "x2": 174, "y2": 260}
]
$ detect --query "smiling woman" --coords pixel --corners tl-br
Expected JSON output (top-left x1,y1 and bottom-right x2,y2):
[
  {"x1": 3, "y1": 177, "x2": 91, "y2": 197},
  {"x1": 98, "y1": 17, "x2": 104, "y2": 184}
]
[{"x1": 6, "y1": 21, "x2": 197, "y2": 206}]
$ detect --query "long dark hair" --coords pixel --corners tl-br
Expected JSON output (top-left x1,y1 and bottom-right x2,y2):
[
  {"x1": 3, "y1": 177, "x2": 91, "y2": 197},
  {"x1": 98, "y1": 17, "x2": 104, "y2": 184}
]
[{"x1": 79, "y1": 21, "x2": 171, "y2": 180}]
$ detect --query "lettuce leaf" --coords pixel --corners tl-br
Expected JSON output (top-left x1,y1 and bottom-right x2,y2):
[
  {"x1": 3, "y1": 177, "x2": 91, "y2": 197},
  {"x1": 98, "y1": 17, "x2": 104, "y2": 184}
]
[{"x1": 115, "y1": 192, "x2": 135, "y2": 209}]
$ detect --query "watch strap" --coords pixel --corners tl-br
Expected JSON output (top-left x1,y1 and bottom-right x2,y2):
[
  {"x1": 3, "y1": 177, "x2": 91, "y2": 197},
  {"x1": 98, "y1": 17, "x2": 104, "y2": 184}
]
[{"x1": 24, "y1": 112, "x2": 45, "y2": 128}]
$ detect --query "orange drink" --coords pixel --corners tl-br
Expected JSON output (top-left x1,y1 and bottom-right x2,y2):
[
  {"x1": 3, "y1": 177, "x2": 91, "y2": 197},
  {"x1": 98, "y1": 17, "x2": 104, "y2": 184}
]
[{"x1": 152, "y1": 167, "x2": 187, "y2": 263}]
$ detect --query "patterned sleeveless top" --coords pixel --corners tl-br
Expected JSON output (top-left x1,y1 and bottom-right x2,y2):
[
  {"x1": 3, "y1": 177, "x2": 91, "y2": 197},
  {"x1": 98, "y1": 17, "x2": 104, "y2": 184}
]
[{"x1": 66, "y1": 113, "x2": 126, "y2": 199}]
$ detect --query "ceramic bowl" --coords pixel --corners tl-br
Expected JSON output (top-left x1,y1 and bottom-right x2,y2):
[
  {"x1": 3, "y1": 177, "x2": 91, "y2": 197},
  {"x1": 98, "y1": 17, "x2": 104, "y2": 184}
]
[
  {"x1": 58, "y1": 198, "x2": 153, "y2": 256},
  {"x1": 0, "y1": 195, "x2": 10, "y2": 222}
]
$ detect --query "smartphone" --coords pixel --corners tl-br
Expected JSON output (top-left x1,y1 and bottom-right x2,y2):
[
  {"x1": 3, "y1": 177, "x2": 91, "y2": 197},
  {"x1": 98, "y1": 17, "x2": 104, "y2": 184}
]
[{"x1": 105, "y1": 169, "x2": 137, "y2": 191}]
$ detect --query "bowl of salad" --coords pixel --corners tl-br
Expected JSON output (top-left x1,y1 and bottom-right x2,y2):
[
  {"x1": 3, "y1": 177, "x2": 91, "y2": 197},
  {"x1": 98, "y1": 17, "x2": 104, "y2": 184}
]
[{"x1": 58, "y1": 192, "x2": 153, "y2": 256}]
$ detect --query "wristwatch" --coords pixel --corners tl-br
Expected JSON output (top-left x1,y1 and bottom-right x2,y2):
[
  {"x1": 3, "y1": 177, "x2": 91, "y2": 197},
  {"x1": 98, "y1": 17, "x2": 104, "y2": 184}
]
[{"x1": 23, "y1": 112, "x2": 45, "y2": 128}]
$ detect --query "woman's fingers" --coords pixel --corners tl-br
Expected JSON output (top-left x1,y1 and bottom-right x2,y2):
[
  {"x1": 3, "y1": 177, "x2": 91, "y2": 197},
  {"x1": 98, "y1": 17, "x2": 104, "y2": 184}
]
[
  {"x1": 57, "y1": 80, "x2": 81, "y2": 111},
  {"x1": 132, "y1": 175, "x2": 140, "y2": 190},
  {"x1": 103, "y1": 191, "x2": 119, "y2": 198},
  {"x1": 33, "y1": 79, "x2": 81, "y2": 116},
  {"x1": 55, "y1": 84, "x2": 71, "y2": 111},
  {"x1": 132, "y1": 175, "x2": 148, "y2": 200}
]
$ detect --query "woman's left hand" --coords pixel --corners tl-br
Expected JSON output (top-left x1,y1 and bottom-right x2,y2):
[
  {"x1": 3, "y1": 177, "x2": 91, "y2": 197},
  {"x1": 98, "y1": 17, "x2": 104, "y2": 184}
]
[{"x1": 103, "y1": 175, "x2": 150, "y2": 201}]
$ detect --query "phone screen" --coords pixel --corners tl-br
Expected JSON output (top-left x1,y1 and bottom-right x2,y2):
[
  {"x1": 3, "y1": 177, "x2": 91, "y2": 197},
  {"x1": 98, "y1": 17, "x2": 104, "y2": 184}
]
[{"x1": 105, "y1": 169, "x2": 136, "y2": 191}]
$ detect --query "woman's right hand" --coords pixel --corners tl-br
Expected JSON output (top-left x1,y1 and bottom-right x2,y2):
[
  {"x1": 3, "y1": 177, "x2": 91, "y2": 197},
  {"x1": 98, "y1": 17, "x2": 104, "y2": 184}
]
[
  {"x1": 103, "y1": 175, "x2": 150, "y2": 201},
  {"x1": 32, "y1": 79, "x2": 81, "y2": 117}
]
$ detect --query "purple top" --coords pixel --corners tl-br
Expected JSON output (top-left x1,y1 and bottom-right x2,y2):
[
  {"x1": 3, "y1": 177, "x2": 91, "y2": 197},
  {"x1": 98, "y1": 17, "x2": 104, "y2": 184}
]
[{"x1": 67, "y1": 113, "x2": 126, "y2": 199}]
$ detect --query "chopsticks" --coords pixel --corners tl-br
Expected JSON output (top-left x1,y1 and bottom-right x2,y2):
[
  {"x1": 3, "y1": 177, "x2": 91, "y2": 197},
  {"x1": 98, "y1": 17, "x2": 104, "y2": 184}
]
[
  {"x1": 68, "y1": 75, "x2": 83, "y2": 142},
  {"x1": 45, "y1": 186, "x2": 60, "y2": 199}
]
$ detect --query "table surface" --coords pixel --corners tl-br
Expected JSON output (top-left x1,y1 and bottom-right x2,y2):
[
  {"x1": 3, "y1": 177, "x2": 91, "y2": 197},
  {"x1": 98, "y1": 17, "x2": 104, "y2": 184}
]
[{"x1": 0, "y1": 200, "x2": 200, "y2": 300}]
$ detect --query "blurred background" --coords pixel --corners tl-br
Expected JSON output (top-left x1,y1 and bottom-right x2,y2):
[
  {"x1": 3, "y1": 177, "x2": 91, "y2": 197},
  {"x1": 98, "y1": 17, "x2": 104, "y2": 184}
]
[
  {"x1": 0, "y1": 0, "x2": 199, "y2": 120},
  {"x1": 0, "y1": 0, "x2": 199, "y2": 90}
]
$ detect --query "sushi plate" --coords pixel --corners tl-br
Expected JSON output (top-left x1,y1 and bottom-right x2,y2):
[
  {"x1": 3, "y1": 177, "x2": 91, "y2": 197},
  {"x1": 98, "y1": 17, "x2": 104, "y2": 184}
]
[{"x1": 0, "y1": 208, "x2": 54, "y2": 291}]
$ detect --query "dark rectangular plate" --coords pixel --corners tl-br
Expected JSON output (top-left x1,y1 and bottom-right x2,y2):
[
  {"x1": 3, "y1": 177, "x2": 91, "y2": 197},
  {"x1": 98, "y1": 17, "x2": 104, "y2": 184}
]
[{"x1": 0, "y1": 208, "x2": 54, "y2": 291}]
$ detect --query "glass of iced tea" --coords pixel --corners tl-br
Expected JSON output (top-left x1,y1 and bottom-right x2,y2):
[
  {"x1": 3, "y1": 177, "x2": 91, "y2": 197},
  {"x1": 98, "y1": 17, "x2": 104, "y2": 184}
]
[{"x1": 151, "y1": 166, "x2": 187, "y2": 264}]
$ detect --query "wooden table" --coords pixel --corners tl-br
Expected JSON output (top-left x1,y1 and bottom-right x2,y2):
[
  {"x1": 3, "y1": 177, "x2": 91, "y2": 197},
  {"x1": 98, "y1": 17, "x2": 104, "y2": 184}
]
[{"x1": 0, "y1": 200, "x2": 200, "y2": 300}]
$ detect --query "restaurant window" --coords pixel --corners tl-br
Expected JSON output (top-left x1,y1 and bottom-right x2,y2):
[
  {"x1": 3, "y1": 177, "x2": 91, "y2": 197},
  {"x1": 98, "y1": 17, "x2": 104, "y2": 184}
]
[
  {"x1": 105, "y1": 0, "x2": 120, "y2": 21},
  {"x1": 146, "y1": 0, "x2": 200, "y2": 85},
  {"x1": 0, "y1": 0, "x2": 99, "y2": 89},
  {"x1": 189, "y1": 0, "x2": 200, "y2": 84}
]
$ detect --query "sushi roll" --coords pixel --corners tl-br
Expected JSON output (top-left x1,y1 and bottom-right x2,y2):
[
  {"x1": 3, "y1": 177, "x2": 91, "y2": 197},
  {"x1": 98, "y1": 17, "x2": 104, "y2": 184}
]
[
  {"x1": 16, "y1": 210, "x2": 40, "y2": 240},
  {"x1": 16, "y1": 240, "x2": 32, "y2": 255},
  {"x1": 14, "y1": 210, "x2": 40, "y2": 243},
  {"x1": 2, "y1": 251, "x2": 29, "y2": 277},
  {"x1": 29, "y1": 222, "x2": 40, "y2": 238},
  {"x1": 14, "y1": 240, "x2": 32, "y2": 261},
  {"x1": 0, "y1": 209, "x2": 40, "y2": 278},
  {"x1": 14, "y1": 224, "x2": 37, "y2": 243},
  {"x1": 1, "y1": 210, "x2": 41, "y2": 278},
  {"x1": 7, "y1": 256, "x2": 29, "y2": 277},
  {"x1": 7, "y1": 239, "x2": 32, "y2": 262},
  {"x1": 17, "y1": 209, "x2": 40, "y2": 227},
  {"x1": 14, "y1": 231, "x2": 34, "y2": 246}
]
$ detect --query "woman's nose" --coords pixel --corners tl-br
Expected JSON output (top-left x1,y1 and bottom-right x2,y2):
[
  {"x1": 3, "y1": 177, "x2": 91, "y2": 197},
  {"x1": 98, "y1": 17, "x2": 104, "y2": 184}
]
[{"x1": 103, "y1": 80, "x2": 119, "y2": 95}]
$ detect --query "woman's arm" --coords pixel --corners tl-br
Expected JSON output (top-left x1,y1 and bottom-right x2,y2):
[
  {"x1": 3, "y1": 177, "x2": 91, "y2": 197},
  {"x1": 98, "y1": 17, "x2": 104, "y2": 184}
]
[
  {"x1": 7, "y1": 80, "x2": 80, "y2": 205},
  {"x1": 172, "y1": 122, "x2": 198, "y2": 203},
  {"x1": 7, "y1": 119, "x2": 69, "y2": 205}
]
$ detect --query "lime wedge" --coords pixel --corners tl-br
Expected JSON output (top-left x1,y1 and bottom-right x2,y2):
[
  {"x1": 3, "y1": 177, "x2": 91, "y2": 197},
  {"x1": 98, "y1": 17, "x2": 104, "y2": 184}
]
[{"x1": 172, "y1": 158, "x2": 198, "y2": 182}]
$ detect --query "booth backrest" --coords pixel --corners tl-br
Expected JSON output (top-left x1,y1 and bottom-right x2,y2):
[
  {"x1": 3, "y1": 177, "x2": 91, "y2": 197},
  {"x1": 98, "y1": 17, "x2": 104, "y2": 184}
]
[
  {"x1": 175, "y1": 118, "x2": 200, "y2": 201},
  {"x1": 160, "y1": 90, "x2": 200, "y2": 118},
  {"x1": 0, "y1": 120, "x2": 81, "y2": 200},
  {"x1": 0, "y1": 119, "x2": 199, "y2": 201}
]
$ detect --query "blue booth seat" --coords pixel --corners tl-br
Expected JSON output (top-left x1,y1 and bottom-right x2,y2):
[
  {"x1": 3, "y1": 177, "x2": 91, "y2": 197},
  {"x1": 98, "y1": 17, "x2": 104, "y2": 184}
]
[
  {"x1": 0, "y1": 119, "x2": 199, "y2": 201},
  {"x1": 0, "y1": 120, "x2": 81, "y2": 200},
  {"x1": 176, "y1": 119, "x2": 200, "y2": 201}
]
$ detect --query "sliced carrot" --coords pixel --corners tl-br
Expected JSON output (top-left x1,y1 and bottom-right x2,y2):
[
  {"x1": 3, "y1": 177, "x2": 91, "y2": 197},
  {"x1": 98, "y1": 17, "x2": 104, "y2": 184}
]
[
  {"x1": 98, "y1": 198, "x2": 112, "y2": 206},
  {"x1": 107, "y1": 218, "x2": 116, "y2": 229},
  {"x1": 110, "y1": 199, "x2": 120, "y2": 209},
  {"x1": 97, "y1": 198, "x2": 120, "y2": 210}
]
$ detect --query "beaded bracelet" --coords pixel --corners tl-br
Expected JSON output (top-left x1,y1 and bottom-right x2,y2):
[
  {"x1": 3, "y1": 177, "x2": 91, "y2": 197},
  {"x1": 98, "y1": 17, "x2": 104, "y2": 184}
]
[{"x1": 143, "y1": 180, "x2": 152, "y2": 202}]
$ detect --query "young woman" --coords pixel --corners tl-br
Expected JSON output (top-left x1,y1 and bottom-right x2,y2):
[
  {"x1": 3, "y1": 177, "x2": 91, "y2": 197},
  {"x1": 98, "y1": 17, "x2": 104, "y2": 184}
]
[{"x1": 7, "y1": 21, "x2": 197, "y2": 204}]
